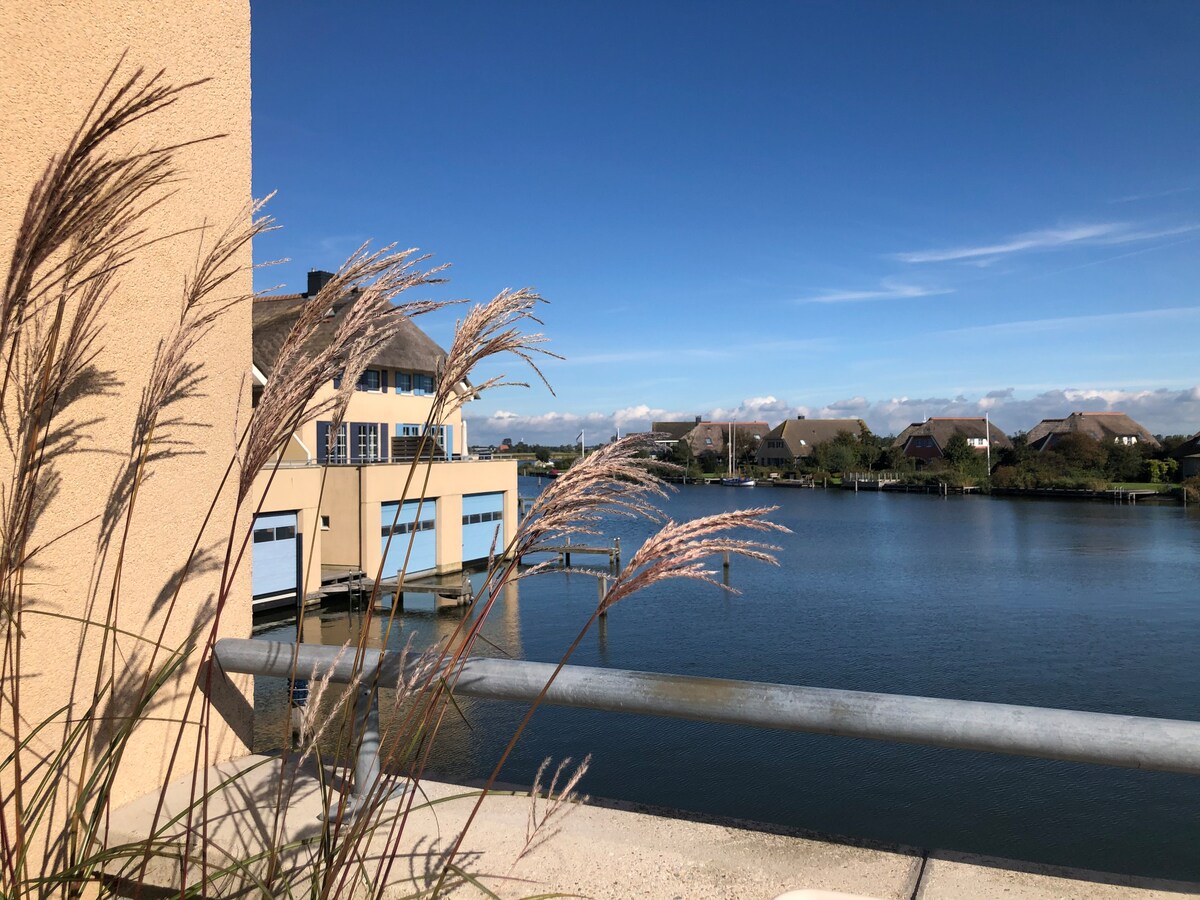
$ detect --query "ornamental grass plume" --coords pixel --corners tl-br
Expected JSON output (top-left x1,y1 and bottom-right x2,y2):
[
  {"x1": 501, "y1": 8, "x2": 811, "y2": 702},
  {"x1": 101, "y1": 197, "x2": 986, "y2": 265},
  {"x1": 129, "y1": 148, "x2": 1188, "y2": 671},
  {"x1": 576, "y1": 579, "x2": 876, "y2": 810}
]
[
  {"x1": 4, "y1": 55, "x2": 798, "y2": 900},
  {"x1": 431, "y1": 489, "x2": 790, "y2": 893},
  {"x1": 516, "y1": 754, "x2": 591, "y2": 866}
]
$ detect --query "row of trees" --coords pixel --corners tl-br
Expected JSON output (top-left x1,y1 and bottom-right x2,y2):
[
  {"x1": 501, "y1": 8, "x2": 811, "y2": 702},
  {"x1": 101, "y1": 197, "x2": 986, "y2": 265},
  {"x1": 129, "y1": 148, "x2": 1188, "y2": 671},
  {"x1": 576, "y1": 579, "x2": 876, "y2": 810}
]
[
  {"x1": 991, "y1": 433, "x2": 1180, "y2": 490},
  {"x1": 663, "y1": 428, "x2": 1192, "y2": 490}
]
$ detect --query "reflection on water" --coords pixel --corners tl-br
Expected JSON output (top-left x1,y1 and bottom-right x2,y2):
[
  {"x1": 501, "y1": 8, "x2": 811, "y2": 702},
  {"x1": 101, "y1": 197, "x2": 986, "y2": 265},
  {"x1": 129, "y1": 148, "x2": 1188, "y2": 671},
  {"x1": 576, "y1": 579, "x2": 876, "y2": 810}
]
[{"x1": 254, "y1": 479, "x2": 1200, "y2": 880}]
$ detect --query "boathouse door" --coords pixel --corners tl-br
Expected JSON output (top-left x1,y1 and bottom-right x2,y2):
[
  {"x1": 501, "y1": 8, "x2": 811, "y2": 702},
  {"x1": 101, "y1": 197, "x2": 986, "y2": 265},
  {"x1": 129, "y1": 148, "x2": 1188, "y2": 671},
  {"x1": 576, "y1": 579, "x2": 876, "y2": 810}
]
[
  {"x1": 252, "y1": 511, "x2": 299, "y2": 599},
  {"x1": 380, "y1": 499, "x2": 437, "y2": 578},
  {"x1": 461, "y1": 492, "x2": 504, "y2": 563}
]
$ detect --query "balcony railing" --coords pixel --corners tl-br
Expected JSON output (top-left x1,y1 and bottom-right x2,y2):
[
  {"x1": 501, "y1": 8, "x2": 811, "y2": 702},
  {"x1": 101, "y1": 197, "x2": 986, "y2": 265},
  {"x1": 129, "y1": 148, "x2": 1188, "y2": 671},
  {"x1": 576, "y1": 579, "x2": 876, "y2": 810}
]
[{"x1": 214, "y1": 638, "x2": 1200, "y2": 808}]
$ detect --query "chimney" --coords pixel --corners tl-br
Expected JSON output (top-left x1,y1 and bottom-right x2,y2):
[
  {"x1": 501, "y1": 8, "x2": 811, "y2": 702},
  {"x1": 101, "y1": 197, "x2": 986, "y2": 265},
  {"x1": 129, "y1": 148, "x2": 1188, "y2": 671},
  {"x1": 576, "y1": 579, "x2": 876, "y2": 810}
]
[
  {"x1": 306, "y1": 269, "x2": 335, "y2": 297},
  {"x1": 796, "y1": 415, "x2": 806, "y2": 420},
  {"x1": 695, "y1": 415, "x2": 702, "y2": 424}
]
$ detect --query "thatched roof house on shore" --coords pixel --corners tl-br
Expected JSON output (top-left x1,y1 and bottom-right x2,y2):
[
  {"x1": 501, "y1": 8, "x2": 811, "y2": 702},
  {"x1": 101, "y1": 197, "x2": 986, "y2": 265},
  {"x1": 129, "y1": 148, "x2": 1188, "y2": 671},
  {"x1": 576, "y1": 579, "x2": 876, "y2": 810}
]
[
  {"x1": 755, "y1": 417, "x2": 871, "y2": 467},
  {"x1": 1025, "y1": 412, "x2": 1159, "y2": 451},
  {"x1": 894, "y1": 417, "x2": 1011, "y2": 462}
]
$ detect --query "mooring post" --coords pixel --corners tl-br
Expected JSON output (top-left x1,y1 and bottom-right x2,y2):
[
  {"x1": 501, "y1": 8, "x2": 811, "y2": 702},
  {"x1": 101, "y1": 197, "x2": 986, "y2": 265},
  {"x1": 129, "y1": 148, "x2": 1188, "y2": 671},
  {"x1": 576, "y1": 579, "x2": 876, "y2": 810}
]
[
  {"x1": 613, "y1": 537, "x2": 621, "y2": 573},
  {"x1": 564, "y1": 534, "x2": 572, "y2": 567},
  {"x1": 598, "y1": 574, "x2": 609, "y2": 619},
  {"x1": 723, "y1": 551, "x2": 730, "y2": 570}
]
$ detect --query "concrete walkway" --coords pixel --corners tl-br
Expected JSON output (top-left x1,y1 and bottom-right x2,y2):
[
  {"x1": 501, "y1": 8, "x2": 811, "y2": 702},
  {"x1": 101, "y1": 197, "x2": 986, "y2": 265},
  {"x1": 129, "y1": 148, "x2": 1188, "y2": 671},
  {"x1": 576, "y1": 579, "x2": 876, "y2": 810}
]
[{"x1": 104, "y1": 755, "x2": 1199, "y2": 898}]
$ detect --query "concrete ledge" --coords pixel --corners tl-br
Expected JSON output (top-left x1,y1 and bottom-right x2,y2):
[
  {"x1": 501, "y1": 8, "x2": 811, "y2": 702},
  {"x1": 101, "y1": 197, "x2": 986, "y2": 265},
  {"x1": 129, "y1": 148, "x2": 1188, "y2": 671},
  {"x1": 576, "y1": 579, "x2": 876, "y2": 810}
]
[{"x1": 103, "y1": 754, "x2": 1200, "y2": 899}]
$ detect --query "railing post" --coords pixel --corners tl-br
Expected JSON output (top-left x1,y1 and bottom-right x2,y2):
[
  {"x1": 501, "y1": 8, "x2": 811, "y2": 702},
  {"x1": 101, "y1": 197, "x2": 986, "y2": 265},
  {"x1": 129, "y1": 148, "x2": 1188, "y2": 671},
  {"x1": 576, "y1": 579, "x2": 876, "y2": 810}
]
[{"x1": 329, "y1": 682, "x2": 405, "y2": 819}]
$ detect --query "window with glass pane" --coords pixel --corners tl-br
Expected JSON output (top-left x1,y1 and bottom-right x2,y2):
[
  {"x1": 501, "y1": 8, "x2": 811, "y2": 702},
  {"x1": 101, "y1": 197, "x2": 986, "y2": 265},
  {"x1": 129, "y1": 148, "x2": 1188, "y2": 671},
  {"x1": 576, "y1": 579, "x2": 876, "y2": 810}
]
[
  {"x1": 357, "y1": 423, "x2": 380, "y2": 462},
  {"x1": 331, "y1": 424, "x2": 348, "y2": 463}
]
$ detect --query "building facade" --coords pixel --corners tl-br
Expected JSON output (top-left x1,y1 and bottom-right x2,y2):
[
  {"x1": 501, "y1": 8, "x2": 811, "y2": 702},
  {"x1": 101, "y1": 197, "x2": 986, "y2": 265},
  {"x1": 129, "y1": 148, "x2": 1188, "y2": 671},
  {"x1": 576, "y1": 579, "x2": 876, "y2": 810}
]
[{"x1": 251, "y1": 281, "x2": 518, "y2": 606}]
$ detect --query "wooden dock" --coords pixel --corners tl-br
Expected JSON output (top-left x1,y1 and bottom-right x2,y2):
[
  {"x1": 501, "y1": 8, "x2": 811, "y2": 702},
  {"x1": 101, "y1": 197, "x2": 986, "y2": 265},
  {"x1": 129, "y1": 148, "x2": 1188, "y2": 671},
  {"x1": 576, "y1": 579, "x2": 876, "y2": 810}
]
[
  {"x1": 372, "y1": 571, "x2": 475, "y2": 611},
  {"x1": 523, "y1": 537, "x2": 621, "y2": 572}
]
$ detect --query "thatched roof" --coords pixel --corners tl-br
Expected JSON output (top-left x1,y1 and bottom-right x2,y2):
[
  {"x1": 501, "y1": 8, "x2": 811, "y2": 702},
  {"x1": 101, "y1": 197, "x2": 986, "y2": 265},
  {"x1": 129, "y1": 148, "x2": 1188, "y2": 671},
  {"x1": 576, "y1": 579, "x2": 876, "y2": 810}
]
[
  {"x1": 653, "y1": 421, "x2": 769, "y2": 456},
  {"x1": 252, "y1": 292, "x2": 447, "y2": 377},
  {"x1": 1026, "y1": 412, "x2": 1160, "y2": 450},
  {"x1": 756, "y1": 418, "x2": 870, "y2": 461},
  {"x1": 893, "y1": 417, "x2": 1012, "y2": 455},
  {"x1": 651, "y1": 420, "x2": 702, "y2": 442}
]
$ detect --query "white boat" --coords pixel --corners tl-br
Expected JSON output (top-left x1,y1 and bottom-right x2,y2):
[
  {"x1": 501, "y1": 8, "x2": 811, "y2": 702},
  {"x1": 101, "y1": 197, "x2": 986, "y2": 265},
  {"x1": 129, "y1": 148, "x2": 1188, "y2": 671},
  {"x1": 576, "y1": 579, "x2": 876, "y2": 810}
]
[
  {"x1": 720, "y1": 475, "x2": 756, "y2": 487},
  {"x1": 722, "y1": 423, "x2": 755, "y2": 486}
]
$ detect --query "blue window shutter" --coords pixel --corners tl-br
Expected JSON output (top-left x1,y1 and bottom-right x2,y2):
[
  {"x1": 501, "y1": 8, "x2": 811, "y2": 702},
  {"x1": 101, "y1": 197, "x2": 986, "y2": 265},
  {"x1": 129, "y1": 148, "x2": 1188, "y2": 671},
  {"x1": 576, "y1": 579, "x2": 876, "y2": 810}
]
[
  {"x1": 445, "y1": 424, "x2": 453, "y2": 460},
  {"x1": 349, "y1": 423, "x2": 362, "y2": 463},
  {"x1": 332, "y1": 373, "x2": 342, "y2": 390},
  {"x1": 381, "y1": 423, "x2": 389, "y2": 462},
  {"x1": 381, "y1": 370, "x2": 389, "y2": 391},
  {"x1": 317, "y1": 422, "x2": 329, "y2": 464}
]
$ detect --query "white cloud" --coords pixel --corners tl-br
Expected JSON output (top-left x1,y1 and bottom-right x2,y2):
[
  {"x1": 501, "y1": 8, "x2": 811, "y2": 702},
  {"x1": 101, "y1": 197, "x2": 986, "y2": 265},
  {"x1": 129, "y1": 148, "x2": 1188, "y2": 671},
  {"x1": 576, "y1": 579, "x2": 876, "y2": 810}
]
[
  {"x1": 798, "y1": 279, "x2": 951, "y2": 304},
  {"x1": 468, "y1": 386, "x2": 1200, "y2": 446},
  {"x1": 932, "y1": 305, "x2": 1200, "y2": 340},
  {"x1": 893, "y1": 222, "x2": 1196, "y2": 264},
  {"x1": 855, "y1": 387, "x2": 1200, "y2": 436},
  {"x1": 931, "y1": 307, "x2": 1200, "y2": 340}
]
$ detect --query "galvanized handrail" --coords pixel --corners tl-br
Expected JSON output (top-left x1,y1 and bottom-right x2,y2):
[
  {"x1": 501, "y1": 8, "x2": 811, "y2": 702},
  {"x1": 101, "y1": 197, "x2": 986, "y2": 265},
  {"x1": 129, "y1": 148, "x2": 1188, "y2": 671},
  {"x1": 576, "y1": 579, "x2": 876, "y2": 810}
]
[{"x1": 214, "y1": 637, "x2": 1200, "y2": 805}]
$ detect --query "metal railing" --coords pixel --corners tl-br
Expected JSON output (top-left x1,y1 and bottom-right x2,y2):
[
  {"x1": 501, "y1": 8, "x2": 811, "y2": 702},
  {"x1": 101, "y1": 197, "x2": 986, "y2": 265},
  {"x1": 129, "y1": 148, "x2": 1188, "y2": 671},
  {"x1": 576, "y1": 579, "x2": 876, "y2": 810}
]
[{"x1": 214, "y1": 638, "x2": 1200, "y2": 805}]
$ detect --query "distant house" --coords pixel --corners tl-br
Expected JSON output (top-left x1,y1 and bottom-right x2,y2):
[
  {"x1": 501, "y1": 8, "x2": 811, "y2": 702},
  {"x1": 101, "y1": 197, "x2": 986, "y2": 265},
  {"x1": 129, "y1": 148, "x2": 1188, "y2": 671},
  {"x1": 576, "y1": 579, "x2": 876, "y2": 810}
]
[
  {"x1": 1025, "y1": 412, "x2": 1160, "y2": 452},
  {"x1": 650, "y1": 418, "x2": 703, "y2": 452},
  {"x1": 651, "y1": 417, "x2": 770, "y2": 462},
  {"x1": 893, "y1": 417, "x2": 1012, "y2": 462},
  {"x1": 755, "y1": 417, "x2": 871, "y2": 468},
  {"x1": 1174, "y1": 430, "x2": 1200, "y2": 479}
]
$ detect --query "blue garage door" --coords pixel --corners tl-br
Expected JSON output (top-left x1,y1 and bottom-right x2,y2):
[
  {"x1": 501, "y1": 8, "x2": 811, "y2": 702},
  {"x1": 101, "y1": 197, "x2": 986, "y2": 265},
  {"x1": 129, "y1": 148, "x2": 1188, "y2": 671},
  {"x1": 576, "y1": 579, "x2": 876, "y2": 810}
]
[
  {"x1": 381, "y1": 499, "x2": 436, "y2": 578},
  {"x1": 252, "y1": 511, "x2": 298, "y2": 598},
  {"x1": 462, "y1": 492, "x2": 504, "y2": 563}
]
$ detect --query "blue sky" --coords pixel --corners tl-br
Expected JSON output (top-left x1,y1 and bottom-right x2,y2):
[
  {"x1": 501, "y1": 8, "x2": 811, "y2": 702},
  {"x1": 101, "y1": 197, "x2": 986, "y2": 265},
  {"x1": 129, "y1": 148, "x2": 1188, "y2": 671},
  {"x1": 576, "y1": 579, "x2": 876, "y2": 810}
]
[{"x1": 251, "y1": 2, "x2": 1200, "y2": 443}]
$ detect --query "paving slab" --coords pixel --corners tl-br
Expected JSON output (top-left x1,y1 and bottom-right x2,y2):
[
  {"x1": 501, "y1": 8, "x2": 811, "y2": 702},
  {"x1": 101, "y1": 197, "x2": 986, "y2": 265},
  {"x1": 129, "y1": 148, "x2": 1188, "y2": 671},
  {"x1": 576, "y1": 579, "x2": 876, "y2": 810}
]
[
  {"x1": 916, "y1": 852, "x2": 1200, "y2": 899},
  {"x1": 103, "y1": 754, "x2": 919, "y2": 898},
  {"x1": 103, "y1": 754, "x2": 1200, "y2": 899}
]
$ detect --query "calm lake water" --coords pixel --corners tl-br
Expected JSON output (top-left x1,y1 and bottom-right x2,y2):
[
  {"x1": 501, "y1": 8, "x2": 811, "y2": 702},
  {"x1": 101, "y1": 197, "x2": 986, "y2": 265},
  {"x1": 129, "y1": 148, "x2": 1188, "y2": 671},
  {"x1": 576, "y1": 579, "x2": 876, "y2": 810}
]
[{"x1": 254, "y1": 477, "x2": 1200, "y2": 880}]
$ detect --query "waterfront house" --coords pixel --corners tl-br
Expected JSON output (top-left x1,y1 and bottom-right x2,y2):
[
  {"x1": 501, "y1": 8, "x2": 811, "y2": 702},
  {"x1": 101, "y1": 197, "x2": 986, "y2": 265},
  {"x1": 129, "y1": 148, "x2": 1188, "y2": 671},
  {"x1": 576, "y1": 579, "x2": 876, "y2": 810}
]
[
  {"x1": 1174, "y1": 430, "x2": 1200, "y2": 479},
  {"x1": 653, "y1": 417, "x2": 769, "y2": 465},
  {"x1": 755, "y1": 417, "x2": 871, "y2": 468},
  {"x1": 649, "y1": 418, "x2": 702, "y2": 452},
  {"x1": 250, "y1": 273, "x2": 518, "y2": 608},
  {"x1": 893, "y1": 417, "x2": 1012, "y2": 463},
  {"x1": 1027, "y1": 410, "x2": 1156, "y2": 451},
  {"x1": 1025, "y1": 411, "x2": 1160, "y2": 452}
]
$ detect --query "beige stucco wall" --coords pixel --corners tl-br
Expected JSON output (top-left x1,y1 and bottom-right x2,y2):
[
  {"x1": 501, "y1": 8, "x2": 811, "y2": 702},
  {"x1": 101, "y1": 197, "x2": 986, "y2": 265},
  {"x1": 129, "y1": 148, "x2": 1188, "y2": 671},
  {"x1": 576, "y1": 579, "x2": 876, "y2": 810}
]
[
  {"x1": 322, "y1": 460, "x2": 518, "y2": 576},
  {"x1": 1, "y1": 0, "x2": 253, "y2": 814},
  {"x1": 297, "y1": 383, "x2": 467, "y2": 458}
]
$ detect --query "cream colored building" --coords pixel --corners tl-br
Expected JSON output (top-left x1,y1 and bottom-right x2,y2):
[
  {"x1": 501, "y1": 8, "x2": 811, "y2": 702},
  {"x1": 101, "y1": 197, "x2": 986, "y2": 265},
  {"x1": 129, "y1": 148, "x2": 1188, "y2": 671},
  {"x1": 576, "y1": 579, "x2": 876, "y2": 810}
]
[
  {"x1": 1, "y1": 0, "x2": 254, "y2": 819},
  {"x1": 251, "y1": 276, "x2": 518, "y2": 606}
]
